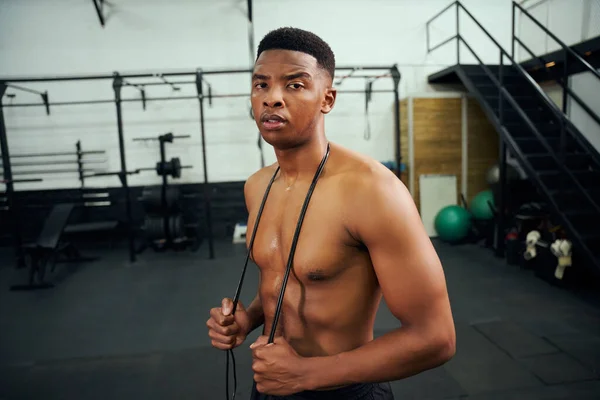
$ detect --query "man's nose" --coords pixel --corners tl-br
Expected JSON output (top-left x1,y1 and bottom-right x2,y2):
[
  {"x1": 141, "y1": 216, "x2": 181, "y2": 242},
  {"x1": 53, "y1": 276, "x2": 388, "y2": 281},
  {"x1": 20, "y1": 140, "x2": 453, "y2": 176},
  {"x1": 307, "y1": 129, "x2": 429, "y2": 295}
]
[{"x1": 263, "y1": 87, "x2": 284, "y2": 108}]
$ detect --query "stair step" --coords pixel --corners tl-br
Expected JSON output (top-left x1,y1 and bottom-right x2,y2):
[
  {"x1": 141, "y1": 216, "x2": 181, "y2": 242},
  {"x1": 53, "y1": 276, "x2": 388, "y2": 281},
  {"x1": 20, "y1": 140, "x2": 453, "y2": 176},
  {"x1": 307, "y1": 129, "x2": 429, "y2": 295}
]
[
  {"x1": 469, "y1": 73, "x2": 524, "y2": 85},
  {"x1": 475, "y1": 83, "x2": 525, "y2": 97},
  {"x1": 515, "y1": 137, "x2": 583, "y2": 154},
  {"x1": 506, "y1": 121, "x2": 562, "y2": 137},
  {"x1": 484, "y1": 96, "x2": 541, "y2": 110},
  {"x1": 538, "y1": 170, "x2": 600, "y2": 191},
  {"x1": 501, "y1": 108, "x2": 557, "y2": 125},
  {"x1": 462, "y1": 64, "x2": 521, "y2": 77},
  {"x1": 582, "y1": 234, "x2": 600, "y2": 253},
  {"x1": 551, "y1": 189, "x2": 600, "y2": 204},
  {"x1": 564, "y1": 209, "x2": 600, "y2": 235},
  {"x1": 481, "y1": 102, "x2": 560, "y2": 127},
  {"x1": 527, "y1": 153, "x2": 593, "y2": 170}
]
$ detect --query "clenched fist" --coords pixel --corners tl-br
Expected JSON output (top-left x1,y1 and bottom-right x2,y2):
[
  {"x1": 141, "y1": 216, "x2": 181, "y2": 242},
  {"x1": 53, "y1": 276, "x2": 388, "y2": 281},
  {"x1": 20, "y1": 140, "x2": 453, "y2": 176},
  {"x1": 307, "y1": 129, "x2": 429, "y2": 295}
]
[{"x1": 207, "y1": 298, "x2": 252, "y2": 350}]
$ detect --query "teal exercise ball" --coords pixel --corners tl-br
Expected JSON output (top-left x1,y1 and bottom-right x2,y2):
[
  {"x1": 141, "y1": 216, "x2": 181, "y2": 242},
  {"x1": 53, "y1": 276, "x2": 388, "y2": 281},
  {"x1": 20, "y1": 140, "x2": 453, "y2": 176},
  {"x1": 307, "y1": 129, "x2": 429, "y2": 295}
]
[
  {"x1": 434, "y1": 205, "x2": 472, "y2": 243},
  {"x1": 470, "y1": 190, "x2": 495, "y2": 220}
]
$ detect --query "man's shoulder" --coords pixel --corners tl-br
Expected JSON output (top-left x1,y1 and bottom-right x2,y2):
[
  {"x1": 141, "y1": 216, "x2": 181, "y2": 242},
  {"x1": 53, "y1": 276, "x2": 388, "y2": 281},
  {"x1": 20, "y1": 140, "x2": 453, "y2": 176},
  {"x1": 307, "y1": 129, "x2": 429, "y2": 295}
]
[
  {"x1": 334, "y1": 148, "x2": 415, "y2": 241},
  {"x1": 334, "y1": 146, "x2": 403, "y2": 196},
  {"x1": 244, "y1": 163, "x2": 279, "y2": 203}
]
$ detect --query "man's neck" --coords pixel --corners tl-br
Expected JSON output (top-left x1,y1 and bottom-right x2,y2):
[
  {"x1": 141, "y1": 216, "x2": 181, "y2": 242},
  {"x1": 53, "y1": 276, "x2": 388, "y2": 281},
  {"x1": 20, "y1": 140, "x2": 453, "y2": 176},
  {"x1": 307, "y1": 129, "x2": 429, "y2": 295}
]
[{"x1": 274, "y1": 135, "x2": 329, "y2": 189}]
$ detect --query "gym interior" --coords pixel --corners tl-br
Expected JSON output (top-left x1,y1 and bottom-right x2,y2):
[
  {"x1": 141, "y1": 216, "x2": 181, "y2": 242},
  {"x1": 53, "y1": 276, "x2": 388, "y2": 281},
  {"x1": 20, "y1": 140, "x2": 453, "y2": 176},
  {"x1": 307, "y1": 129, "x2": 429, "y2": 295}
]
[{"x1": 1, "y1": 0, "x2": 600, "y2": 399}]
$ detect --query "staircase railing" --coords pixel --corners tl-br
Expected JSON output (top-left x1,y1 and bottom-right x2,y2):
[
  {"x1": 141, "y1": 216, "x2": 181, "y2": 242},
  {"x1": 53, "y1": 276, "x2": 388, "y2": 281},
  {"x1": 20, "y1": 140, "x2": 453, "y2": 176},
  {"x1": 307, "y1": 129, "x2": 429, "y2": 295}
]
[
  {"x1": 513, "y1": 2, "x2": 600, "y2": 164},
  {"x1": 425, "y1": 1, "x2": 600, "y2": 214},
  {"x1": 425, "y1": 1, "x2": 600, "y2": 270}
]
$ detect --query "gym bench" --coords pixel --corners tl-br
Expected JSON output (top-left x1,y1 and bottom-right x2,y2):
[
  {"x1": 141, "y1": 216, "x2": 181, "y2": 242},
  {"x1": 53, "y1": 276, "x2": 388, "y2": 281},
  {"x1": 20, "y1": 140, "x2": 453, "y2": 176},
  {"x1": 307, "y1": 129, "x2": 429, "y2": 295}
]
[{"x1": 10, "y1": 203, "x2": 92, "y2": 291}]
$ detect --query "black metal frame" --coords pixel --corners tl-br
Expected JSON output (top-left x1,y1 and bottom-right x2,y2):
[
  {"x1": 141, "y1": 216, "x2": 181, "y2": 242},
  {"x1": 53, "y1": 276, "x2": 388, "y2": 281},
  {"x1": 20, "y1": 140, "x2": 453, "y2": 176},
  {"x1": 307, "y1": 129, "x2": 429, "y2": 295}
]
[
  {"x1": 0, "y1": 83, "x2": 25, "y2": 268},
  {"x1": 92, "y1": 0, "x2": 106, "y2": 27},
  {"x1": 247, "y1": 0, "x2": 255, "y2": 67},
  {"x1": 391, "y1": 65, "x2": 402, "y2": 178},
  {"x1": 1, "y1": 64, "x2": 401, "y2": 262},
  {"x1": 112, "y1": 73, "x2": 137, "y2": 263},
  {"x1": 196, "y1": 70, "x2": 215, "y2": 259},
  {"x1": 4, "y1": 83, "x2": 49, "y2": 115},
  {"x1": 425, "y1": 1, "x2": 600, "y2": 273}
]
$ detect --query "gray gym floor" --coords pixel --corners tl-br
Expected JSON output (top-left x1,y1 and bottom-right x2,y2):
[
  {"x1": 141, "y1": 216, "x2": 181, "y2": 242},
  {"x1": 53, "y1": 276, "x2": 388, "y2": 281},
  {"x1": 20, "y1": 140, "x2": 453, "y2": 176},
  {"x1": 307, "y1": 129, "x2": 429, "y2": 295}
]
[{"x1": 0, "y1": 239, "x2": 599, "y2": 400}]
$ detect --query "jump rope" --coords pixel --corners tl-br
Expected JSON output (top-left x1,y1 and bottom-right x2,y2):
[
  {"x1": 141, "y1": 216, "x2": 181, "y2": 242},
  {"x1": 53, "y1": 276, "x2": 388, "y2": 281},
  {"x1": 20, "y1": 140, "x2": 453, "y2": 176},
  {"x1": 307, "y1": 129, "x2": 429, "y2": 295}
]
[{"x1": 225, "y1": 143, "x2": 331, "y2": 400}]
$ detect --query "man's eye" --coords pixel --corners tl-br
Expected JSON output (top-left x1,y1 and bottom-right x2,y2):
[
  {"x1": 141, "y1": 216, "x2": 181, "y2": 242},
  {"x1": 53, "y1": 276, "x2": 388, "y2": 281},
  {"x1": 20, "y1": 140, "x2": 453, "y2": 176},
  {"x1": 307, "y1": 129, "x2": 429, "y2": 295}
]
[
  {"x1": 254, "y1": 82, "x2": 266, "y2": 89},
  {"x1": 289, "y1": 83, "x2": 303, "y2": 89}
]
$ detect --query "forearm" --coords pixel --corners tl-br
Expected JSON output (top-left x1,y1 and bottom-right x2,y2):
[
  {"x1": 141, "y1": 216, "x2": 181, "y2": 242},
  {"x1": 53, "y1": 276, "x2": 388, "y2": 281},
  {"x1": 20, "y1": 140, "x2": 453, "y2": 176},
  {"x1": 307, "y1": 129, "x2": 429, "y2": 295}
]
[
  {"x1": 244, "y1": 294, "x2": 264, "y2": 334},
  {"x1": 305, "y1": 326, "x2": 454, "y2": 390}
]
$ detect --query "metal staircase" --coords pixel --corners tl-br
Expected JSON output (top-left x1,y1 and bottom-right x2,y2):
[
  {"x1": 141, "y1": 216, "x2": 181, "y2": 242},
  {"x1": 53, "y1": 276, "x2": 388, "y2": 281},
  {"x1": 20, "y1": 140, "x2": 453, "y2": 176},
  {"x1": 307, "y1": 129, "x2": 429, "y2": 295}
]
[{"x1": 425, "y1": 1, "x2": 600, "y2": 276}]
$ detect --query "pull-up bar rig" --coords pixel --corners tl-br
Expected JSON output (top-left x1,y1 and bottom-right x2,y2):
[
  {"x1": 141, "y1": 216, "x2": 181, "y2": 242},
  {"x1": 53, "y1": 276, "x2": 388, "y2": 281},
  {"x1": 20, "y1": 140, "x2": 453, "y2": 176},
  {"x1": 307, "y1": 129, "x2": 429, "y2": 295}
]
[{"x1": 1, "y1": 65, "x2": 401, "y2": 265}]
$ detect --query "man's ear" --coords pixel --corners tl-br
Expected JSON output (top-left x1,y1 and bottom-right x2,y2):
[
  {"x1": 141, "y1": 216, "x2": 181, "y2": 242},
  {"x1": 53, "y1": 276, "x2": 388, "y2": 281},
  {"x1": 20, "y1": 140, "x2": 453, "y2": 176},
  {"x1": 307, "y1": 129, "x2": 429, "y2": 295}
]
[{"x1": 321, "y1": 87, "x2": 337, "y2": 114}]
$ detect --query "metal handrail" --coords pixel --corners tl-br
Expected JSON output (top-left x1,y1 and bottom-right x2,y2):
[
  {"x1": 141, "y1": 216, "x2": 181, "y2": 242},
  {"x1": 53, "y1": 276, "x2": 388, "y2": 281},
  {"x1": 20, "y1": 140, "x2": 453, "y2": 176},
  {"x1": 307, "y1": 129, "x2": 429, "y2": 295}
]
[
  {"x1": 429, "y1": 35, "x2": 458, "y2": 54},
  {"x1": 455, "y1": 3, "x2": 564, "y2": 120},
  {"x1": 514, "y1": 2, "x2": 600, "y2": 81},
  {"x1": 425, "y1": 1, "x2": 457, "y2": 51},
  {"x1": 427, "y1": 1, "x2": 600, "y2": 167},
  {"x1": 459, "y1": 38, "x2": 590, "y2": 196},
  {"x1": 426, "y1": 1, "x2": 456, "y2": 29},
  {"x1": 514, "y1": 37, "x2": 551, "y2": 70},
  {"x1": 515, "y1": 37, "x2": 600, "y2": 127},
  {"x1": 426, "y1": 1, "x2": 600, "y2": 215},
  {"x1": 456, "y1": 4, "x2": 506, "y2": 55}
]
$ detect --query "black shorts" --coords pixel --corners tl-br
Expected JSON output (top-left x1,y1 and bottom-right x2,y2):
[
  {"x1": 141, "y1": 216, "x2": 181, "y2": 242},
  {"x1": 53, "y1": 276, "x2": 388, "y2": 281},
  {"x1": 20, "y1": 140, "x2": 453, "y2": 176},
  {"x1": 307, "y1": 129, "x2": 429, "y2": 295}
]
[{"x1": 255, "y1": 382, "x2": 394, "y2": 400}]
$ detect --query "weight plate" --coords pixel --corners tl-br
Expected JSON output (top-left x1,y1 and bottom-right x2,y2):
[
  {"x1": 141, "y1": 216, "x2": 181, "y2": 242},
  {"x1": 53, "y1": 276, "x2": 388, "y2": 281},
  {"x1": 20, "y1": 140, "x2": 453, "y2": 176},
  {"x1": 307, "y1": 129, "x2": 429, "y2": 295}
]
[
  {"x1": 171, "y1": 157, "x2": 182, "y2": 179},
  {"x1": 141, "y1": 187, "x2": 181, "y2": 212}
]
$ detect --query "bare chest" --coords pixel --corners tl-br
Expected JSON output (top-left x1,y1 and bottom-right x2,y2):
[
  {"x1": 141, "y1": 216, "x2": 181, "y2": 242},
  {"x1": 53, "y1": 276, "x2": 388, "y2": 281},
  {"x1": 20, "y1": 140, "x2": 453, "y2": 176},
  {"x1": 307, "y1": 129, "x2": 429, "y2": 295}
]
[{"x1": 248, "y1": 183, "x2": 353, "y2": 282}]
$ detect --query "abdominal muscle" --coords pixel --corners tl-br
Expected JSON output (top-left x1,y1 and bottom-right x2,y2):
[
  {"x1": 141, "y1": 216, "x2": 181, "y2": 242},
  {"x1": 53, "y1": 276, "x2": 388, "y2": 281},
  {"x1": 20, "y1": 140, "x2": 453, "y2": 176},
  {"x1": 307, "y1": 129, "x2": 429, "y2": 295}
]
[{"x1": 259, "y1": 263, "x2": 382, "y2": 360}]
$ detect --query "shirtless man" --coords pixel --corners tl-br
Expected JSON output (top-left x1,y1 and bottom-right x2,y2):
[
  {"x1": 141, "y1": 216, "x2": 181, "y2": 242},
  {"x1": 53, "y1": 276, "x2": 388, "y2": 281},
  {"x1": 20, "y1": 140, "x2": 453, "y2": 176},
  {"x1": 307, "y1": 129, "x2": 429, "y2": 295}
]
[{"x1": 206, "y1": 27, "x2": 456, "y2": 399}]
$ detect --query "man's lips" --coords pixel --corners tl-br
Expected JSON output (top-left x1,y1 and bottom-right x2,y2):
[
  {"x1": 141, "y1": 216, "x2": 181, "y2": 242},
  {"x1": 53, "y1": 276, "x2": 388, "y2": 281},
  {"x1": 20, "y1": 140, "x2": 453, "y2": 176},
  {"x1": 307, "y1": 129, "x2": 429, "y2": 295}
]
[{"x1": 261, "y1": 114, "x2": 287, "y2": 130}]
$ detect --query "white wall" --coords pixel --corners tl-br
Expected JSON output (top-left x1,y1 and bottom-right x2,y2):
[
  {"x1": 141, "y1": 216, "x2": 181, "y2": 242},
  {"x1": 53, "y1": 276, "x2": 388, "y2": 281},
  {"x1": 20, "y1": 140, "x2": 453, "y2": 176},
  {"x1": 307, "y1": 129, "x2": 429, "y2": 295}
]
[
  {"x1": 0, "y1": 0, "x2": 514, "y2": 190},
  {"x1": 516, "y1": 0, "x2": 600, "y2": 62},
  {"x1": 569, "y1": 69, "x2": 600, "y2": 153}
]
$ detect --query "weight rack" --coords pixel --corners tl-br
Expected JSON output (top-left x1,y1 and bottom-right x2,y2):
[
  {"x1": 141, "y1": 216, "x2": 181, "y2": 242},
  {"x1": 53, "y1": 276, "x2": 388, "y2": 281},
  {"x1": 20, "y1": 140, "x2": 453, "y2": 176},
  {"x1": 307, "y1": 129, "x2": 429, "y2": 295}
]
[
  {"x1": 0, "y1": 140, "x2": 110, "y2": 266},
  {"x1": 1, "y1": 65, "x2": 401, "y2": 264},
  {"x1": 134, "y1": 132, "x2": 199, "y2": 252}
]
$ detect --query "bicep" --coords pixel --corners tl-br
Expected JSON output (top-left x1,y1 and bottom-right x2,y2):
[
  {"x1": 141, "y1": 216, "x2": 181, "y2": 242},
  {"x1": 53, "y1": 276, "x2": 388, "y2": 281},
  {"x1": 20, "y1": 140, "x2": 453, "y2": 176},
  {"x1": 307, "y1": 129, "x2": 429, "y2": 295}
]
[{"x1": 356, "y1": 177, "x2": 451, "y2": 329}]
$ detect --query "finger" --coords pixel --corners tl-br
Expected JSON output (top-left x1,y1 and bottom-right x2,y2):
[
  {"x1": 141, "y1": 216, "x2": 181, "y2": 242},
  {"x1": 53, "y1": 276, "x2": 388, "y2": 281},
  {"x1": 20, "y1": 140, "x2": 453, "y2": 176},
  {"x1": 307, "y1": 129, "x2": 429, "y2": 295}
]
[
  {"x1": 256, "y1": 381, "x2": 277, "y2": 394},
  {"x1": 235, "y1": 335, "x2": 246, "y2": 347},
  {"x1": 252, "y1": 346, "x2": 261, "y2": 360},
  {"x1": 211, "y1": 339, "x2": 234, "y2": 350},
  {"x1": 256, "y1": 381, "x2": 264, "y2": 393},
  {"x1": 273, "y1": 336, "x2": 287, "y2": 345},
  {"x1": 209, "y1": 307, "x2": 235, "y2": 326},
  {"x1": 253, "y1": 343, "x2": 275, "y2": 360},
  {"x1": 249, "y1": 335, "x2": 269, "y2": 349},
  {"x1": 234, "y1": 300, "x2": 245, "y2": 312},
  {"x1": 221, "y1": 298, "x2": 244, "y2": 315},
  {"x1": 251, "y1": 360, "x2": 265, "y2": 373},
  {"x1": 208, "y1": 329, "x2": 236, "y2": 346},
  {"x1": 207, "y1": 318, "x2": 240, "y2": 336},
  {"x1": 221, "y1": 298, "x2": 233, "y2": 316},
  {"x1": 252, "y1": 345, "x2": 267, "y2": 360}
]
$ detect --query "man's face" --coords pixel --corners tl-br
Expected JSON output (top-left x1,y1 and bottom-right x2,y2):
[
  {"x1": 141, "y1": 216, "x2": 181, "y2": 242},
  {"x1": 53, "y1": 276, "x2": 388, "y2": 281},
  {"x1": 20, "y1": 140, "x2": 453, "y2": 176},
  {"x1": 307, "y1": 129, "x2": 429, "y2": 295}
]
[{"x1": 251, "y1": 49, "x2": 336, "y2": 149}]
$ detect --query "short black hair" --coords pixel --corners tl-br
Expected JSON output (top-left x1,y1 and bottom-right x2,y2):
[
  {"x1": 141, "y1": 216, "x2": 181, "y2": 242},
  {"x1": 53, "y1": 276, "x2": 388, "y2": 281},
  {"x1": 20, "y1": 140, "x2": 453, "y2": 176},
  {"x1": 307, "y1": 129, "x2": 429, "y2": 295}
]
[{"x1": 256, "y1": 27, "x2": 336, "y2": 80}]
